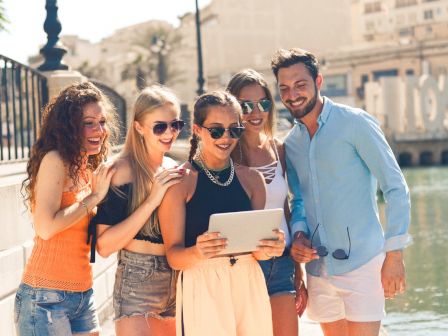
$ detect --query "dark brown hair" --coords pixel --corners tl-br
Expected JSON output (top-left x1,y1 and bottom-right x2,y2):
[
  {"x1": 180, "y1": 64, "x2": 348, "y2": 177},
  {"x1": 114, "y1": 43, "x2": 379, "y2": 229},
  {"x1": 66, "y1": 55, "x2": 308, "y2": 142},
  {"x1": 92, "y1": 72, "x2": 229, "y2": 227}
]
[
  {"x1": 188, "y1": 91, "x2": 242, "y2": 162},
  {"x1": 22, "y1": 81, "x2": 118, "y2": 207},
  {"x1": 271, "y1": 48, "x2": 319, "y2": 80}
]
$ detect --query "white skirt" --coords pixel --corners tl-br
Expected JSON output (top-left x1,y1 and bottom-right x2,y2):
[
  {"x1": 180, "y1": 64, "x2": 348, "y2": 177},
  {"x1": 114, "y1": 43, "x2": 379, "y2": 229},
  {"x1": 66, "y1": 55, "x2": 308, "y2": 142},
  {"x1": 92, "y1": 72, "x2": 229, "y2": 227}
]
[{"x1": 176, "y1": 254, "x2": 273, "y2": 336}]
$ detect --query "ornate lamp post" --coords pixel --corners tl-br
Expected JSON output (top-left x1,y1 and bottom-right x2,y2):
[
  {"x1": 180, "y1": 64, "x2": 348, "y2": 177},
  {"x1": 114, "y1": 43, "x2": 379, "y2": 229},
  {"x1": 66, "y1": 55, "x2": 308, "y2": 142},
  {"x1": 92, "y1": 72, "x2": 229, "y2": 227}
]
[
  {"x1": 150, "y1": 36, "x2": 169, "y2": 85},
  {"x1": 38, "y1": 0, "x2": 68, "y2": 71},
  {"x1": 195, "y1": 0, "x2": 205, "y2": 95}
]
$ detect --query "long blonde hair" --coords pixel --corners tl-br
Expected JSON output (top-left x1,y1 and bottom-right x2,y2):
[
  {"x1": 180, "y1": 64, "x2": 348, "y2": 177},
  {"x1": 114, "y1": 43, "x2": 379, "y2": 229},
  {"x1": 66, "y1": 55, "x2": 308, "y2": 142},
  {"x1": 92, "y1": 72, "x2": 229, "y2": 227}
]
[{"x1": 121, "y1": 85, "x2": 180, "y2": 238}]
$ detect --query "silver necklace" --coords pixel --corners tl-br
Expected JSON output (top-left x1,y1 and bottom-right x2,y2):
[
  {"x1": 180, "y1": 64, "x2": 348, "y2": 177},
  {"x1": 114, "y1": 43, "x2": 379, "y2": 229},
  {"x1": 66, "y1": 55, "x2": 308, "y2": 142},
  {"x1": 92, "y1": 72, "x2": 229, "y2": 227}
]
[{"x1": 196, "y1": 155, "x2": 235, "y2": 187}]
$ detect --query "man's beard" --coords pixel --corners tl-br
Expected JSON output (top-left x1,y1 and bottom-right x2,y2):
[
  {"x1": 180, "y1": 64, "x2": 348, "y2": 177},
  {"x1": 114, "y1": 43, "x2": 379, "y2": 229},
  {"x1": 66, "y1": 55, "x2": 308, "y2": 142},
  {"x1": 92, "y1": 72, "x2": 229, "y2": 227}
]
[{"x1": 287, "y1": 84, "x2": 318, "y2": 120}]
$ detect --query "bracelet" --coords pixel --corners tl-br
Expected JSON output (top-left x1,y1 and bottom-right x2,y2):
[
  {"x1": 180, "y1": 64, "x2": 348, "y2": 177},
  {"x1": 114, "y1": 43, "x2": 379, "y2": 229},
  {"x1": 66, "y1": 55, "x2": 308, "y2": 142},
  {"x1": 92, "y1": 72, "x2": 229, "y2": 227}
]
[{"x1": 80, "y1": 199, "x2": 89, "y2": 217}]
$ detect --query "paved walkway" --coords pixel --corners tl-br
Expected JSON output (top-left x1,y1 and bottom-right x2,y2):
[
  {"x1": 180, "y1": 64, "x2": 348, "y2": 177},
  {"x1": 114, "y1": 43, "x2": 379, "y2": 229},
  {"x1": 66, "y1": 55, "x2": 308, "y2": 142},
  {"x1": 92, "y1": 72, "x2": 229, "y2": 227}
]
[
  {"x1": 100, "y1": 312, "x2": 324, "y2": 335},
  {"x1": 101, "y1": 312, "x2": 389, "y2": 335}
]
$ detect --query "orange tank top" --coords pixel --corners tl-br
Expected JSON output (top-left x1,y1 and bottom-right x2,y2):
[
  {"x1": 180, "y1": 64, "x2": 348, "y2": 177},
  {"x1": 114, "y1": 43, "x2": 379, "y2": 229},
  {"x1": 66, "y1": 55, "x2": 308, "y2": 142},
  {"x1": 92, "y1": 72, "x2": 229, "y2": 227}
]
[{"x1": 22, "y1": 184, "x2": 94, "y2": 292}]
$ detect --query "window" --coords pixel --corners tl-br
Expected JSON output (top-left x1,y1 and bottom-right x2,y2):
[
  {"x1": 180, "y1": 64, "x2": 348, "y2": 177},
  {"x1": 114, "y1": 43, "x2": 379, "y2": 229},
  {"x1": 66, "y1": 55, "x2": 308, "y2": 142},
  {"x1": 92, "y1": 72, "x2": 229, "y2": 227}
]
[
  {"x1": 395, "y1": 0, "x2": 417, "y2": 8},
  {"x1": 399, "y1": 27, "x2": 415, "y2": 36},
  {"x1": 424, "y1": 9, "x2": 434, "y2": 20},
  {"x1": 364, "y1": 1, "x2": 382, "y2": 13},
  {"x1": 406, "y1": 69, "x2": 415, "y2": 76},
  {"x1": 321, "y1": 74, "x2": 348, "y2": 97},
  {"x1": 373, "y1": 69, "x2": 399, "y2": 81}
]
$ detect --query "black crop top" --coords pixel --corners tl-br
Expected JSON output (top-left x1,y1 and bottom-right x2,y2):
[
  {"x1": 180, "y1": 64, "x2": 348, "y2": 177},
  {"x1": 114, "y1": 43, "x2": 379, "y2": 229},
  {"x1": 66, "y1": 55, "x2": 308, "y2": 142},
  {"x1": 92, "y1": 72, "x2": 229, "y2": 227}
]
[
  {"x1": 184, "y1": 161, "x2": 252, "y2": 248},
  {"x1": 88, "y1": 184, "x2": 163, "y2": 262}
]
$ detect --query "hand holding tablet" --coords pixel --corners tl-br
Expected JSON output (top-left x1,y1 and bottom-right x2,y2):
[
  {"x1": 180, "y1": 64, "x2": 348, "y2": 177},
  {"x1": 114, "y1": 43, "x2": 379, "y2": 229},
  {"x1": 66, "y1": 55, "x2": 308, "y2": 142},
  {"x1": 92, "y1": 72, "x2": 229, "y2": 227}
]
[{"x1": 208, "y1": 208, "x2": 284, "y2": 256}]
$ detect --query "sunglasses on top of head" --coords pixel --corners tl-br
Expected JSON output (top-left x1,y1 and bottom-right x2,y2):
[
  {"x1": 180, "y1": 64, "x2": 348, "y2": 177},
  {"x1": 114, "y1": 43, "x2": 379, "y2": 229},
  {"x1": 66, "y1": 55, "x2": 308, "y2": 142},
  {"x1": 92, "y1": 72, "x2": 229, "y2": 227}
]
[
  {"x1": 239, "y1": 98, "x2": 272, "y2": 115},
  {"x1": 201, "y1": 125, "x2": 245, "y2": 139},
  {"x1": 152, "y1": 119, "x2": 185, "y2": 135}
]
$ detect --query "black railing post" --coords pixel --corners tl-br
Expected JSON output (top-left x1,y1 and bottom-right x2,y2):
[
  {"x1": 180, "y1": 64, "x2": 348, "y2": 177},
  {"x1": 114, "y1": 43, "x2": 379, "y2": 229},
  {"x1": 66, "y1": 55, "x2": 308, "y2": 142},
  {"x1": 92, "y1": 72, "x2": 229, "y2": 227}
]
[
  {"x1": 38, "y1": 0, "x2": 69, "y2": 71},
  {"x1": 195, "y1": 0, "x2": 205, "y2": 96}
]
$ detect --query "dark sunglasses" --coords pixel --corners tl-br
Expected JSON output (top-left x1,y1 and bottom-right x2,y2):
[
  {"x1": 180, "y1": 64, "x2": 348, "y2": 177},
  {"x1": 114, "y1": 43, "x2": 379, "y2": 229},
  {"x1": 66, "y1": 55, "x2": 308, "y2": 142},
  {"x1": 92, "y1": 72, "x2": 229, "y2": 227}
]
[
  {"x1": 201, "y1": 125, "x2": 245, "y2": 139},
  {"x1": 152, "y1": 120, "x2": 185, "y2": 135},
  {"x1": 239, "y1": 98, "x2": 272, "y2": 114},
  {"x1": 311, "y1": 224, "x2": 351, "y2": 260}
]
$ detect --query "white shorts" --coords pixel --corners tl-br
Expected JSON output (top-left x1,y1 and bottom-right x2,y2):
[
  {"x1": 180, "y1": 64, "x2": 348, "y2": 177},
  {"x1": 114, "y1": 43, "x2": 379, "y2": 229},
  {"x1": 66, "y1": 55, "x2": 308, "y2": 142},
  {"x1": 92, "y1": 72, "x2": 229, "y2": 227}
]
[{"x1": 307, "y1": 253, "x2": 386, "y2": 323}]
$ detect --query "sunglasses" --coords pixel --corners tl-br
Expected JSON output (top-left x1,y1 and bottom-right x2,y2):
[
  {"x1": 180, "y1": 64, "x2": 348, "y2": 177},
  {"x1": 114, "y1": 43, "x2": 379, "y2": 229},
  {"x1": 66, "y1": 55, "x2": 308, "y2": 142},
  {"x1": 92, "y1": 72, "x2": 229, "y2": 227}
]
[
  {"x1": 239, "y1": 98, "x2": 272, "y2": 114},
  {"x1": 201, "y1": 125, "x2": 245, "y2": 139},
  {"x1": 152, "y1": 120, "x2": 185, "y2": 135},
  {"x1": 311, "y1": 224, "x2": 351, "y2": 260}
]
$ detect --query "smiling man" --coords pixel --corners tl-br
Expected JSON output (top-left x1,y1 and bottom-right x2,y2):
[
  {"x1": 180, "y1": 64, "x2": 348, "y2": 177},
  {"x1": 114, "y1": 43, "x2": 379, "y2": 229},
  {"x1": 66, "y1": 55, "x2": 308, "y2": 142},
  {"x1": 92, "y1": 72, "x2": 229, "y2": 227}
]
[{"x1": 271, "y1": 48, "x2": 412, "y2": 336}]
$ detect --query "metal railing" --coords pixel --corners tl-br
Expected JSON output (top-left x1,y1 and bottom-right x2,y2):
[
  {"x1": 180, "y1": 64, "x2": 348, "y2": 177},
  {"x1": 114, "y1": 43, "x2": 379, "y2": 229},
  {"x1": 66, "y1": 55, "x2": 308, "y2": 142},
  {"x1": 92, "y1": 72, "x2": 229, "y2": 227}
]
[{"x1": 0, "y1": 55, "x2": 48, "y2": 162}]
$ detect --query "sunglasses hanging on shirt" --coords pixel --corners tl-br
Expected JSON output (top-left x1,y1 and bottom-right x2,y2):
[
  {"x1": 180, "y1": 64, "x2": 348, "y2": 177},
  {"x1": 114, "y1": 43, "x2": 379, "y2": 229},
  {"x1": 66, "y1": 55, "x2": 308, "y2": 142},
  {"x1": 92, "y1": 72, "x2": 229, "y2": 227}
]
[{"x1": 310, "y1": 223, "x2": 351, "y2": 260}]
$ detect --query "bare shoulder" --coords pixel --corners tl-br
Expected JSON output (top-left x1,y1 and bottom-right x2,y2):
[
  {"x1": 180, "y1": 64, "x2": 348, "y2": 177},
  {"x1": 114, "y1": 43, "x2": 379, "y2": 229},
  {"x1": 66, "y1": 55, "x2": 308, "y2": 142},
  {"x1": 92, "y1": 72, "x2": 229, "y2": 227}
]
[
  {"x1": 41, "y1": 150, "x2": 64, "y2": 165},
  {"x1": 273, "y1": 137, "x2": 286, "y2": 172},
  {"x1": 39, "y1": 150, "x2": 66, "y2": 176},
  {"x1": 167, "y1": 161, "x2": 197, "y2": 199},
  {"x1": 110, "y1": 157, "x2": 133, "y2": 186},
  {"x1": 273, "y1": 137, "x2": 285, "y2": 155}
]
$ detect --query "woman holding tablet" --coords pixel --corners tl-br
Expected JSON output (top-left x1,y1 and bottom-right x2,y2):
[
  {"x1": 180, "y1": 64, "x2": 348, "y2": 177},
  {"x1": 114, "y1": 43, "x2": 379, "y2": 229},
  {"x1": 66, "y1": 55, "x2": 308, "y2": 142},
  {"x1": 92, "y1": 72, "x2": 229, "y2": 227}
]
[
  {"x1": 158, "y1": 91, "x2": 285, "y2": 336},
  {"x1": 227, "y1": 69, "x2": 307, "y2": 336}
]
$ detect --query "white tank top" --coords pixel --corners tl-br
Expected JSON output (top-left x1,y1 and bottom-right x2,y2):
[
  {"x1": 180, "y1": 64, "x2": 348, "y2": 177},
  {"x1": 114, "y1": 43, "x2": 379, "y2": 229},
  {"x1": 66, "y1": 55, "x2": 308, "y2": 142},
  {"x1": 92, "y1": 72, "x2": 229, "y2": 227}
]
[{"x1": 251, "y1": 141, "x2": 291, "y2": 247}]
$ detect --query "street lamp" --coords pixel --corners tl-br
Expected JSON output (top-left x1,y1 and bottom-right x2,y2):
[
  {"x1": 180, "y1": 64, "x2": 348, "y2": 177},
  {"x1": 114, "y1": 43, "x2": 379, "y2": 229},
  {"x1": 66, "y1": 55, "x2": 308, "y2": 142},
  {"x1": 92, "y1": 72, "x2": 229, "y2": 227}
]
[
  {"x1": 195, "y1": 0, "x2": 205, "y2": 95},
  {"x1": 38, "y1": 0, "x2": 68, "y2": 71},
  {"x1": 150, "y1": 36, "x2": 169, "y2": 85}
]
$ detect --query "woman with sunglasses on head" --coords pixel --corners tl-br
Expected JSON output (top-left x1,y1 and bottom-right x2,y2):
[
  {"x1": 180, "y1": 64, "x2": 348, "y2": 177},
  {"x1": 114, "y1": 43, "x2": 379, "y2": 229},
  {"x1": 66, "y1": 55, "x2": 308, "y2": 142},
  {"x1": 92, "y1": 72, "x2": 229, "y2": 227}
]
[
  {"x1": 15, "y1": 82, "x2": 118, "y2": 336},
  {"x1": 227, "y1": 69, "x2": 307, "y2": 336},
  {"x1": 158, "y1": 91, "x2": 285, "y2": 336},
  {"x1": 90, "y1": 86, "x2": 185, "y2": 336}
]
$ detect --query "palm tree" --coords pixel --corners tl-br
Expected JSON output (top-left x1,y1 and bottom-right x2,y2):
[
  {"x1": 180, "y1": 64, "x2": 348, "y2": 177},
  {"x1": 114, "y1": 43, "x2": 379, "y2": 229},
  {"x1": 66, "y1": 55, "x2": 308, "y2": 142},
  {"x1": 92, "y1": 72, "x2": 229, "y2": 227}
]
[
  {"x1": 121, "y1": 25, "x2": 183, "y2": 88},
  {"x1": 0, "y1": 0, "x2": 8, "y2": 32}
]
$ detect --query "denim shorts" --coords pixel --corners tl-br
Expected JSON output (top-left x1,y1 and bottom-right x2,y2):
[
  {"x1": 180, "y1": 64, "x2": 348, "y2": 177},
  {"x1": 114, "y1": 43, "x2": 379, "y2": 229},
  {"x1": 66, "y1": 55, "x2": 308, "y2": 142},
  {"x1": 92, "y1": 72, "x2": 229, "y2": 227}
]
[
  {"x1": 259, "y1": 252, "x2": 295, "y2": 297},
  {"x1": 114, "y1": 250, "x2": 178, "y2": 320},
  {"x1": 14, "y1": 283, "x2": 100, "y2": 336}
]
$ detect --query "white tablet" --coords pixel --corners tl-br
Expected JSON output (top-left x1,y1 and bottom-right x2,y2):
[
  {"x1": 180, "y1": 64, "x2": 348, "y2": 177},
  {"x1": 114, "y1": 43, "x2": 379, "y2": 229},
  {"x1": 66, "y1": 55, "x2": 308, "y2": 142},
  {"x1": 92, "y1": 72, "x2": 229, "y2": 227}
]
[{"x1": 208, "y1": 208, "x2": 283, "y2": 255}]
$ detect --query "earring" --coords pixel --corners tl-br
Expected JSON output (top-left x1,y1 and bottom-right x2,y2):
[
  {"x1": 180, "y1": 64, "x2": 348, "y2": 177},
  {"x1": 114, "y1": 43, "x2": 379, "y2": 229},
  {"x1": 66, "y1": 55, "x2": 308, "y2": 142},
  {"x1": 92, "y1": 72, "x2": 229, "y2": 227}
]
[{"x1": 139, "y1": 133, "x2": 144, "y2": 144}]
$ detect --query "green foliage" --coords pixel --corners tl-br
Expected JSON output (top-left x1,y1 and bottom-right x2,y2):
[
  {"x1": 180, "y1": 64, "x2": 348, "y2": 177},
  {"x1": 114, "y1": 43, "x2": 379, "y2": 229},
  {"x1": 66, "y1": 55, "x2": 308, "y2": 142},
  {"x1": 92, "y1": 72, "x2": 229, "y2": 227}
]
[
  {"x1": 121, "y1": 24, "x2": 183, "y2": 86},
  {"x1": 0, "y1": 0, "x2": 9, "y2": 32}
]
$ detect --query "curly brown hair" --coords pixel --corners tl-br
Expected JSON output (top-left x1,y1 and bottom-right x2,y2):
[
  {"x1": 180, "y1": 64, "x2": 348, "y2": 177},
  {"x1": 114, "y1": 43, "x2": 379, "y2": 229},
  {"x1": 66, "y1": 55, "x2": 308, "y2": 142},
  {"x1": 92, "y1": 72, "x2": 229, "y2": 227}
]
[{"x1": 22, "y1": 82, "x2": 119, "y2": 207}]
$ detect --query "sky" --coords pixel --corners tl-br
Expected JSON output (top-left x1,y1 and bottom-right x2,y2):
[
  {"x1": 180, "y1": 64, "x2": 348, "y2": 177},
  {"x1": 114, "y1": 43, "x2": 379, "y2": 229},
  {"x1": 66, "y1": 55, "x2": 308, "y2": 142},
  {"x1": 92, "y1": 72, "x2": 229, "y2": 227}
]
[{"x1": 0, "y1": 0, "x2": 211, "y2": 64}]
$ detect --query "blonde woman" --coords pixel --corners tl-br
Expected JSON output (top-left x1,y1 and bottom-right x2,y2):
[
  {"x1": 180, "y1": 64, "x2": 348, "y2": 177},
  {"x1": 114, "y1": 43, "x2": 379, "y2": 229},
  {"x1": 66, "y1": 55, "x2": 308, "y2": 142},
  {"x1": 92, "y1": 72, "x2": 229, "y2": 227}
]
[
  {"x1": 227, "y1": 69, "x2": 307, "y2": 336},
  {"x1": 91, "y1": 86, "x2": 185, "y2": 336}
]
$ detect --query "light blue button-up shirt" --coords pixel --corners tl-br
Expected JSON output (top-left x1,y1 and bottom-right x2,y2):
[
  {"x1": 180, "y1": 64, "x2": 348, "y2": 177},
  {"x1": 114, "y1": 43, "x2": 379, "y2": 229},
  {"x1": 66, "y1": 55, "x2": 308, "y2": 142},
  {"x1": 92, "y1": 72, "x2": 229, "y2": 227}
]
[{"x1": 285, "y1": 97, "x2": 411, "y2": 276}]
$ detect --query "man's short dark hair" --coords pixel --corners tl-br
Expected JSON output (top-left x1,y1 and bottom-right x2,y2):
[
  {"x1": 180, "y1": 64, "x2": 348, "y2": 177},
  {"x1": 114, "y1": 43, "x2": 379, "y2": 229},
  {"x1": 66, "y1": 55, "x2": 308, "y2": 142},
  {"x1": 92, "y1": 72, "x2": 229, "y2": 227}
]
[{"x1": 271, "y1": 48, "x2": 319, "y2": 81}]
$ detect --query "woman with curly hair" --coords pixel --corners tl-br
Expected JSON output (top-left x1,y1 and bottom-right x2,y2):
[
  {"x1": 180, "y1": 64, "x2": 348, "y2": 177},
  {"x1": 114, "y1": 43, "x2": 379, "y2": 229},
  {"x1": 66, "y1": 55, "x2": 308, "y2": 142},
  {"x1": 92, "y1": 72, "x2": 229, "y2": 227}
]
[{"x1": 14, "y1": 82, "x2": 118, "y2": 336}]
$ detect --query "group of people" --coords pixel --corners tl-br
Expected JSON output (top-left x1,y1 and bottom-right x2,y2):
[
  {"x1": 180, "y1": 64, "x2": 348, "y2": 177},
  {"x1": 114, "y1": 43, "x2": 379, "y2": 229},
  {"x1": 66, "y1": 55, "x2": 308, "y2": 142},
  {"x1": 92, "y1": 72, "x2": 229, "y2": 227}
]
[{"x1": 14, "y1": 48, "x2": 411, "y2": 336}]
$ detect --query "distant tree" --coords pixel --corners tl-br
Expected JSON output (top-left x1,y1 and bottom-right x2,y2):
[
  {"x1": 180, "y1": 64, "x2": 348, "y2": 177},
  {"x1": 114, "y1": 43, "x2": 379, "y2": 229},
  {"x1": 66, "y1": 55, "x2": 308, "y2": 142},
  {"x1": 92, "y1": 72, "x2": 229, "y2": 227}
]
[
  {"x1": 76, "y1": 60, "x2": 106, "y2": 80},
  {"x1": 121, "y1": 25, "x2": 183, "y2": 88},
  {"x1": 0, "y1": 0, "x2": 9, "y2": 32}
]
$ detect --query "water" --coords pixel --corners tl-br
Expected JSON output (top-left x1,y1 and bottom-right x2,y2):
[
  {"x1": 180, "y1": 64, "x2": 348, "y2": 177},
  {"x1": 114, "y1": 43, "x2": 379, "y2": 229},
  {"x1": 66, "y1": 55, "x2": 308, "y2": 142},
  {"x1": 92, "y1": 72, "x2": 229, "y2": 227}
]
[{"x1": 382, "y1": 167, "x2": 448, "y2": 336}]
